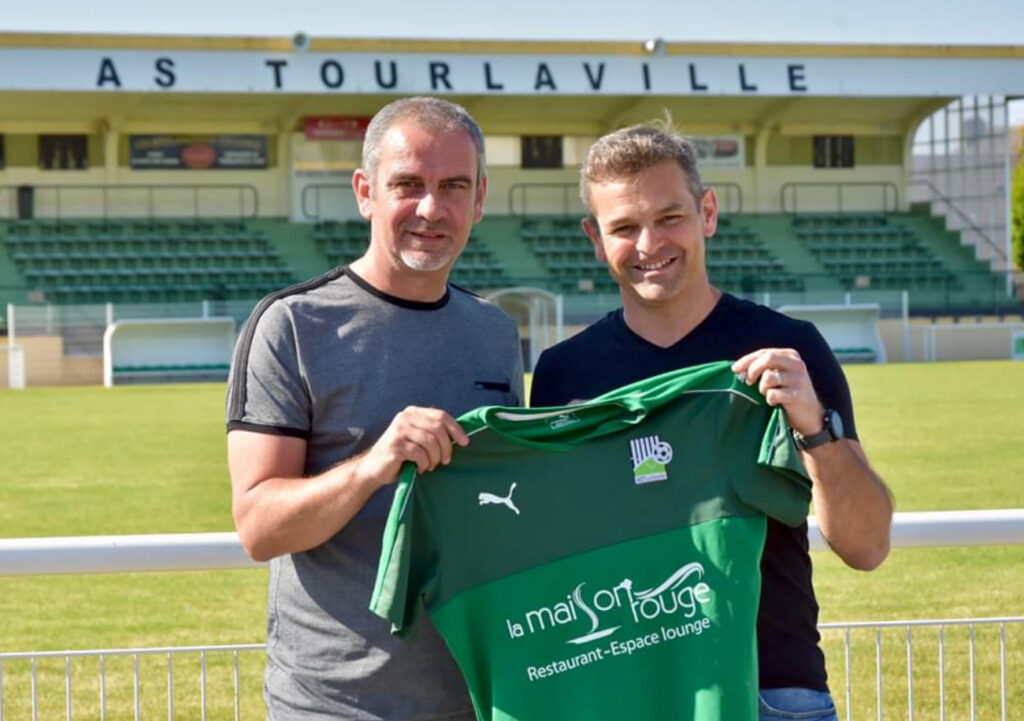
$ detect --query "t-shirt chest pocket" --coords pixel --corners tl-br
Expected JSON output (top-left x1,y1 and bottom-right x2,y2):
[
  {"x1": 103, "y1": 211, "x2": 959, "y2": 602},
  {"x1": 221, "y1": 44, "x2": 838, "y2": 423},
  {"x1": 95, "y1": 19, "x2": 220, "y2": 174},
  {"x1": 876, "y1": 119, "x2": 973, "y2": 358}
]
[{"x1": 474, "y1": 379, "x2": 518, "y2": 407}]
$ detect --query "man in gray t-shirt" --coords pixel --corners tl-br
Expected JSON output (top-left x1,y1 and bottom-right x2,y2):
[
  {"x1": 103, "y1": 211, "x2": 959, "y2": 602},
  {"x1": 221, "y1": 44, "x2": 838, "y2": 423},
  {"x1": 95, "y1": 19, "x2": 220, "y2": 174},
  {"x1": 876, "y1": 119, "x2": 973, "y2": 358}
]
[{"x1": 226, "y1": 97, "x2": 523, "y2": 721}]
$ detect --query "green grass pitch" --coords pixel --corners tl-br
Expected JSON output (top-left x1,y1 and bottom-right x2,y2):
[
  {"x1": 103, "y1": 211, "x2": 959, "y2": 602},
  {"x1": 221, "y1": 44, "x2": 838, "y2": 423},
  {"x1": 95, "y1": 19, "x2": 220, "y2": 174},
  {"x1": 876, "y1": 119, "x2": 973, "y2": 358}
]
[{"x1": 1, "y1": 361, "x2": 1022, "y2": 718}]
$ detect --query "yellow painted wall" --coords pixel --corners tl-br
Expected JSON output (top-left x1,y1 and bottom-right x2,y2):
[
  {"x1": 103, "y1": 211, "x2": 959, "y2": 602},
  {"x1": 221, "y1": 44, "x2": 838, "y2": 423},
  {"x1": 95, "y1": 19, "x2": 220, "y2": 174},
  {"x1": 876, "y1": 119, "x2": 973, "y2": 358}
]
[
  {"x1": 767, "y1": 134, "x2": 903, "y2": 166},
  {"x1": 0, "y1": 164, "x2": 289, "y2": 217},
  {"x1": 1, "y1": 132, "x2": 103, "y2": 168},
  {"x1": 4, "y1": 134, "x2": 36, "y2": 166},
  {"x1": 755, "y1": 166, "x2": 905, "y2": 212}
]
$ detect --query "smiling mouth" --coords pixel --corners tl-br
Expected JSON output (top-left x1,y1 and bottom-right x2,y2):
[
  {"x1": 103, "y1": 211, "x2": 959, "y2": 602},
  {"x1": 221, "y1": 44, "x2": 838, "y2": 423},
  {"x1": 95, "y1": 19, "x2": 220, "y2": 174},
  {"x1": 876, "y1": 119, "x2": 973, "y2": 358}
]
[
  {"x1": 635, "y1": 258, "x2": 675, "y2": 271},
  {"x1": 407, "y1": 228, "x2": 448, "y2": 239}
]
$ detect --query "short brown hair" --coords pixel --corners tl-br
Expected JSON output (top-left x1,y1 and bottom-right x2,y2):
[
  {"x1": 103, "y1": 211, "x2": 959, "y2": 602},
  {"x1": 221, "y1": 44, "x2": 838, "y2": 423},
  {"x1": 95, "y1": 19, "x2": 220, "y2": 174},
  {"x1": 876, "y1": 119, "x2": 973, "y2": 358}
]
[{"x1": 580, "y1": 124, "x2": 704, "y2": 213}]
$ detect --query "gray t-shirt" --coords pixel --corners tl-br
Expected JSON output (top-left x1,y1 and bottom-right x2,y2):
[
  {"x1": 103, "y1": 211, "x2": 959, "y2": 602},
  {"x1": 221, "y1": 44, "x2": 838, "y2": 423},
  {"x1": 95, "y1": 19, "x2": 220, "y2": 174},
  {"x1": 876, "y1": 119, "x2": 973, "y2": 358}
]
[{"x1": 227, "y1": 267, "x2": 523, "y2": 721}]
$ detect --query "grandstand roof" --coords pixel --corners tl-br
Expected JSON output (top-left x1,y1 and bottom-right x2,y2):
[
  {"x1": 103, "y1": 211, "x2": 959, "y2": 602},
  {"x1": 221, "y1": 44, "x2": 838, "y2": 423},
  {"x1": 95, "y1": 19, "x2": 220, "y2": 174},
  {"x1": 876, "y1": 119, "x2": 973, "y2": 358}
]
[
  {"x1": 5, "y1": 0, "x2": 1024, "y2": 46},
  {"x1": 1, "y1": 33, "x2": 1021, "y2": 99}
]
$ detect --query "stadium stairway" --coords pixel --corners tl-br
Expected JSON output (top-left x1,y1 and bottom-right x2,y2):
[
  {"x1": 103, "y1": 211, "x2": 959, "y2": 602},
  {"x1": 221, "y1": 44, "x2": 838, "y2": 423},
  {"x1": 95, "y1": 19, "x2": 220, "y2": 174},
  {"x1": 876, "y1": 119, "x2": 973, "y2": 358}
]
[
  {"x1": 254, "y1": 218, "x2": 327, "y2": 281},
  {"x1": 471, "y1": 217, "x2": 549, "y2": 287},
  {"x1": 722, "y1": 214, "x2": 838, "y2": 292}
]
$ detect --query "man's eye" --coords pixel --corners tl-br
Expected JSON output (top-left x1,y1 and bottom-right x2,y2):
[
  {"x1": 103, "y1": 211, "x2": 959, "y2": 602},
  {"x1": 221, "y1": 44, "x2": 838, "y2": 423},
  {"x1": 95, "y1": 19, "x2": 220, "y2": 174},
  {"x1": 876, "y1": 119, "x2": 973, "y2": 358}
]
[
  {"x1": 661, "y1": 215, "x2": 685, "y2": 225},
  {"x1": 392, "y1": 180, "x2": 422, "y2": 193}
]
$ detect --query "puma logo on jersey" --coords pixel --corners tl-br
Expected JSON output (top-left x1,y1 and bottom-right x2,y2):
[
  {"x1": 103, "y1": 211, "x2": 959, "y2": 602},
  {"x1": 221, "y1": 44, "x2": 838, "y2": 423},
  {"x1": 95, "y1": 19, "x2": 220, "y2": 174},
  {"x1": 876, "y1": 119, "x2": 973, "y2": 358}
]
[
  {"x1": 630, "y1": 435, "x2": 673, "y2": 484},
  {"x1": 479, "y1": 482, "x2": 520, "y2": 515}
]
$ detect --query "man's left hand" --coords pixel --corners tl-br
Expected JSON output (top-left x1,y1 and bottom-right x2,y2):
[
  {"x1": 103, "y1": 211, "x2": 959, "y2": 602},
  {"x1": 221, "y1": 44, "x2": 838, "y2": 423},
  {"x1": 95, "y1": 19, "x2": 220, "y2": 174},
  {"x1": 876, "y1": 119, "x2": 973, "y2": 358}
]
[{"x1": 732, "y1": 348, "x2": 825, "y2": 435}]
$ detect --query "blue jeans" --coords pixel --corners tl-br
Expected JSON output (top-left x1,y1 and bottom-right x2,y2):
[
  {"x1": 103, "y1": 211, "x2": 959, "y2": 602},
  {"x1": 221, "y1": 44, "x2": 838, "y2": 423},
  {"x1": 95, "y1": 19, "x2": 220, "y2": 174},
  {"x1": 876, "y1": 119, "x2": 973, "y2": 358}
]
[{"x1": 759, "y1": 688, "x2": 838, "y2": 720}]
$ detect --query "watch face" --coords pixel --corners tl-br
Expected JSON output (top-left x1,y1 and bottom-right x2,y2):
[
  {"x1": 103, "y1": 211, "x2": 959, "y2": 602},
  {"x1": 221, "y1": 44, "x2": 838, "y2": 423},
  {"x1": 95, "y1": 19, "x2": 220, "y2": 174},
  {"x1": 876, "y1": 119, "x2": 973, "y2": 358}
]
[{"x1": 826, "y1": 409, "x2": 844, "y2": 439}]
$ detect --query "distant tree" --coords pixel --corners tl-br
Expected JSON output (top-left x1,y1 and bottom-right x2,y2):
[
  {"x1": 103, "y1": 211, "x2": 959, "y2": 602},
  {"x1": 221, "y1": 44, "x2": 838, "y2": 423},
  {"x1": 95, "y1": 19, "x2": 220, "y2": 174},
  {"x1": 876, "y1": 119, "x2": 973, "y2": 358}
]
[{"x1": 1013, "y1": 154, "x2": 1024, "y2": 270}]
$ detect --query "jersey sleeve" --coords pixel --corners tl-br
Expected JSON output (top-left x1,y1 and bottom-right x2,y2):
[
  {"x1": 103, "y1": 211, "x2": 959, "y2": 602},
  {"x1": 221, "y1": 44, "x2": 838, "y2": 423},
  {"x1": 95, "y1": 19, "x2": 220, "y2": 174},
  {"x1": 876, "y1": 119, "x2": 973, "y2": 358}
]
[
  {"x1": 226, "y1": 300, "x2": 311, "y2": 437},
  {"x1": 735, "y1": 406, "x2": 813, "y2": 528},
  {"x1": 370, "y1": 465, "x2": 439, "y2": 638}
]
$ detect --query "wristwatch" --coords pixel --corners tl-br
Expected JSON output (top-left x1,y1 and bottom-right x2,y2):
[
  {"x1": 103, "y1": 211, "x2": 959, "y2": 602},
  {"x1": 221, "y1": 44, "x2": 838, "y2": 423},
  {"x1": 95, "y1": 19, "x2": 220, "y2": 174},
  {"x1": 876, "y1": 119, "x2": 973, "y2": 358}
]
[{"x1": 792, "y1": 409, "x2": 844, "y2": 451}]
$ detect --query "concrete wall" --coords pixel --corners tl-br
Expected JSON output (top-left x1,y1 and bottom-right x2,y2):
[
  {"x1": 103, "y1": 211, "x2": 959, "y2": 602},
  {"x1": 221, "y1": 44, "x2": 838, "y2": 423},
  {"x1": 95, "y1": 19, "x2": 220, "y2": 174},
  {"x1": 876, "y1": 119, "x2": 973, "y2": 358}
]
[
  {"x1": 1, "y1": 336, "x2": 102, "y2": 387},
  {"x1": 545, "y1": 318, "x2": 1021, "y2": 368},
  {"x1": 899, "y1": 319, "x2": 1024, "y2": 363},
  {"x1": 6, "y1": 319, "x2": 1022, "y2": 388},
  {"x1": 0, "y1": 167, "x2": 286, "y2": 219}
]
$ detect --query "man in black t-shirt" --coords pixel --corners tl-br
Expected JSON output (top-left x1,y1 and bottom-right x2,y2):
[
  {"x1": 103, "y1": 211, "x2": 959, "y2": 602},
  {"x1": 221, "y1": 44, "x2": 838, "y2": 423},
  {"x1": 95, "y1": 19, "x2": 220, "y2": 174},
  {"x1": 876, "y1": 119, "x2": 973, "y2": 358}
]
[{"x1": 530, "y1": 125, "x2": 893, "y2": 721}]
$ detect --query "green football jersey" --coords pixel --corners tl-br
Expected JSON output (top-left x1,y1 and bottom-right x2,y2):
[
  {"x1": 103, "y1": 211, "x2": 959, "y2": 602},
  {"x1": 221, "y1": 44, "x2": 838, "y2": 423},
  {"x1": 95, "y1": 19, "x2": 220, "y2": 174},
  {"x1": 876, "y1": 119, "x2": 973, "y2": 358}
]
[{"x1": 371, "y1": 361, "x2": 812, "y2": 721}]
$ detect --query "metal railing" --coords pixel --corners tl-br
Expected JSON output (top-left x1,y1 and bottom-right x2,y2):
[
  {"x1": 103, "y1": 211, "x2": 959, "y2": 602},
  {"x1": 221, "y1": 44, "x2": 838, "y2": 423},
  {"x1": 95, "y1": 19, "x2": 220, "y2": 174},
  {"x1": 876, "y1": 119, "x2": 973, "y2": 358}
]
[
  {"x1": 508, "y1": 183, "x2": 585, "y2": 217},
  {"x1": 0, "y1": 185, "x2": 259, "y2": 221},
  {"x1": 780, "y1": 182, "x2": 901, "y2": 214},
  {"x1": 1, "y1": 622, "x2": 1019, "y2": 721},
  {"x1": 819, "y1": 617, "x2": 1023, "y2": 721},
  {"x1": 0, "y1": 644, "x2": 264, "y2": 721},
  {"x1": 299, "y1": 183, "x2": 355, "y2": 222},
  {"x1": 508, "y1": 181, "x2": 744, "y2": 216},
  {"x1": 908, "y1": 177, "x2": 1007, "y2": 262},
  {"x1": 709, "y1": 182, "x2": 744, "y2": 215}
]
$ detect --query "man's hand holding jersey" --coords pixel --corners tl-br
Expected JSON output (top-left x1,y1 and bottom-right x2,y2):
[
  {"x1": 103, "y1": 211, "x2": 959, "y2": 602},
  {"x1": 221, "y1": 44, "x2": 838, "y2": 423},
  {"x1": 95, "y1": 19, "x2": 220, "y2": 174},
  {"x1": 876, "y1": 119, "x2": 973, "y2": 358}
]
[
  {"x1": 732, "y1": 347, "x2": 893, "y2": 572},
  {"x1": 357, "y1": 406, "x2": 470, "y2": 485},
  {"x1": 732, "y1": 348, "x2": 826, "y2": 436}
]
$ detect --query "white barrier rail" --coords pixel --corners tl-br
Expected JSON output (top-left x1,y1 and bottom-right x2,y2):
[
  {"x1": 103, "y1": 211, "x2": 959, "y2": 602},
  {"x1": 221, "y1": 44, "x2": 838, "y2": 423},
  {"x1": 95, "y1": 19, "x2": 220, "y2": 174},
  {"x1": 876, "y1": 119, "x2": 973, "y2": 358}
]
[
  {"x1": 1, "y1": 511, "x2": 1022, "y2": 719},
  {"x1": 1, "y1": 510, "x2": 1023, "y2": 576},
  {"x1": 0, "y1": 532, "x2": 257, "y2": 576}
]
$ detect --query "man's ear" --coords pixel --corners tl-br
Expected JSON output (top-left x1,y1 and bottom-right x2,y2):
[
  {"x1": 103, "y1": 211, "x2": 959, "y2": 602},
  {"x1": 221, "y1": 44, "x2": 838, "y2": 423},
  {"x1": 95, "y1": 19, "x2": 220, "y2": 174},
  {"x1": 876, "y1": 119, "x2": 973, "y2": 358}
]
[
  {"x1": 353, "y1": 168, "x2": 373, "y2": 220},
  {"x1": 473, "y1": 174, "x2": 489, "y2": 224},
  {"x1": 700, "y1": 187, "x2": 719, "y2": 238},
  {"x1": 582, "y1": 216, "x2": 606, "y2": 261}
]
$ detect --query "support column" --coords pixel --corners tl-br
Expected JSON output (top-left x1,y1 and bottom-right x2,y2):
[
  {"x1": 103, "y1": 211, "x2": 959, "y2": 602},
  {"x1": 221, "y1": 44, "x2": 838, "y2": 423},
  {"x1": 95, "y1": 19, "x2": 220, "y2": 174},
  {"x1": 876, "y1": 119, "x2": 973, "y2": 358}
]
[
  {"x1": 102, "y1": 120, "x2": 121, "y2": 187},
  {"x1": 277, "y1": 123, "x2": 294, "y2": 220},
  {"x1": 753, "y1": 125, "x2": 773, "y2": 213}
]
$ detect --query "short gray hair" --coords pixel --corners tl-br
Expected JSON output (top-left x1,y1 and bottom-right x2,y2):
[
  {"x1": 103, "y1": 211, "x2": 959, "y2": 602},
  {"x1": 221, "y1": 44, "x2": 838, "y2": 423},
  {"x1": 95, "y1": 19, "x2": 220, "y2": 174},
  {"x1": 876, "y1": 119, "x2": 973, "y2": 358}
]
[
  {"x1": 580, "y1": 124, "x2": 704, "y2": 213},
  {"x1": 362, "y1": 96, "x2": 486, "y2": 186}
]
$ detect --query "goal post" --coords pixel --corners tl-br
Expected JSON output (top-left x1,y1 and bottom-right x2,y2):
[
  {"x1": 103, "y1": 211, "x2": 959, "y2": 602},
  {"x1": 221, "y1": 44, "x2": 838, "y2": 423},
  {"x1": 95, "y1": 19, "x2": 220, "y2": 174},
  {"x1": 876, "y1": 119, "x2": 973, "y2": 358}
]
[{"x1": 0, "y1": 343, "x2": 26, "y2": 389}]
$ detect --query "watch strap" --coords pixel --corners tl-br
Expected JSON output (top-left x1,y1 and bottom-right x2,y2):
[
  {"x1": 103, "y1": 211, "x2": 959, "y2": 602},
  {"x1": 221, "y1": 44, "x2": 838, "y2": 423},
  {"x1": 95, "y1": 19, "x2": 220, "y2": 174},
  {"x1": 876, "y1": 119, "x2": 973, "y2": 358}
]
[{"x1": 792, "y1": 409, "x2": 841, "y2": 451}]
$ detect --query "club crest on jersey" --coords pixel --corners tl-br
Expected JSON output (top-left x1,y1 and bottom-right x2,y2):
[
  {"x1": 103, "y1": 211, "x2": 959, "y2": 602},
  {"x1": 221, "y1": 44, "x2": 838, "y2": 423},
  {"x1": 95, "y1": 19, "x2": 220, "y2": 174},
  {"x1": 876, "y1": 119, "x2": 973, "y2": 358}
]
[{"x1": 630, "y1": 435, "x2": 673, "y2": 484}]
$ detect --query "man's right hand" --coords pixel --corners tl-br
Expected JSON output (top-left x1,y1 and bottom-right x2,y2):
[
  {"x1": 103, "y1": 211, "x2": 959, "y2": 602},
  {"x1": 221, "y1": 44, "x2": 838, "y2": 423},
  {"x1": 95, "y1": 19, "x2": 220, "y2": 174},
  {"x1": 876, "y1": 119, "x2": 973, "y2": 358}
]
[
  {"x1": 356, "y1": 406, "x2": 470, "y2": 487},
  {"x1": 229, "y1": 407, "x2": 469, "y2": 561}
]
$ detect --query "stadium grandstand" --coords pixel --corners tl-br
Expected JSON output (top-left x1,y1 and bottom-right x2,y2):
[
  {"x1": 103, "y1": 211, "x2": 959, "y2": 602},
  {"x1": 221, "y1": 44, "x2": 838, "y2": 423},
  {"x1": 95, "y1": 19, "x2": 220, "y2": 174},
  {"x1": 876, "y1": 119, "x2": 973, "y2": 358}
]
[
  {"x1": 0, "y1": 31, "x2": 1022, "y2": 385},
  {"x1": 2, "y1": 10, "x2": 1024, "y2": 720}
]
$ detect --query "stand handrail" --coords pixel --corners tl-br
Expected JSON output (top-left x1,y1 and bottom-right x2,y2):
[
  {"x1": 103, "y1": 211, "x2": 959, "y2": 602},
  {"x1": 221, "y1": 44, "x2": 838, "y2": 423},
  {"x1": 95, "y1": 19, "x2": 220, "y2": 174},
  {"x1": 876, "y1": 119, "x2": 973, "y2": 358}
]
[{"x1": 908, "y1": 177, "x2": 1007, "y2": 261}]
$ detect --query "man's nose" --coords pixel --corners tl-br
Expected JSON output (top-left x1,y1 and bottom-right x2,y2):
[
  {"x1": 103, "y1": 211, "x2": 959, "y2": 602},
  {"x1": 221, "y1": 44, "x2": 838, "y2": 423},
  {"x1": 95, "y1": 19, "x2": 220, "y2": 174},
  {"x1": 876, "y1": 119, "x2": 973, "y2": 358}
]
[
  {"x1": 635, "y1": 225, "x2": 659, "y2": 255},
  {"x1": 416, "y1": 190, "x2": 443, "y2": 222}
]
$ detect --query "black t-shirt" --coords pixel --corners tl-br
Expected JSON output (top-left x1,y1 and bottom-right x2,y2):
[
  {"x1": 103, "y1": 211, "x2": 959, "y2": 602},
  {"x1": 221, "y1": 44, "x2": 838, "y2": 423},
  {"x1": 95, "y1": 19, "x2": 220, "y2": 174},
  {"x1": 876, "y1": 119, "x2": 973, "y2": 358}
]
[{"x1": 531, "y1": 293, "x2": 858, "y2": 692}]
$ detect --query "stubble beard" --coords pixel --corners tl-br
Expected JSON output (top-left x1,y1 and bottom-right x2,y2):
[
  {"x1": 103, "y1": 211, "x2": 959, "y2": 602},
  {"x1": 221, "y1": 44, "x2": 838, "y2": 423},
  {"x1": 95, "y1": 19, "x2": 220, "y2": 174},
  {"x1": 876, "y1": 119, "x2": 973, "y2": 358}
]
[{"x1": 399, "y1": 247, "x2": 455, "y2": 272}]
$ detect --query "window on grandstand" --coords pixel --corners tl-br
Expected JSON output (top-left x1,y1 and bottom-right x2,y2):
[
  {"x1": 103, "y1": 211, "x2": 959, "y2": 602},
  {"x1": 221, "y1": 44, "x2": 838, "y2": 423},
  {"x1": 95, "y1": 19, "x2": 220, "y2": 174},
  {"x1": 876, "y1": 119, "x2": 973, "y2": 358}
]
[
  {"x1": 39, "y1": 134, "x2": 89, "y2": 170},
  {"x1": 813, "y1": 135, "x2": 854, "y2": 168},
  {"x1": 521, "y1": 136, "x2": 563, "y2": 169}
]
